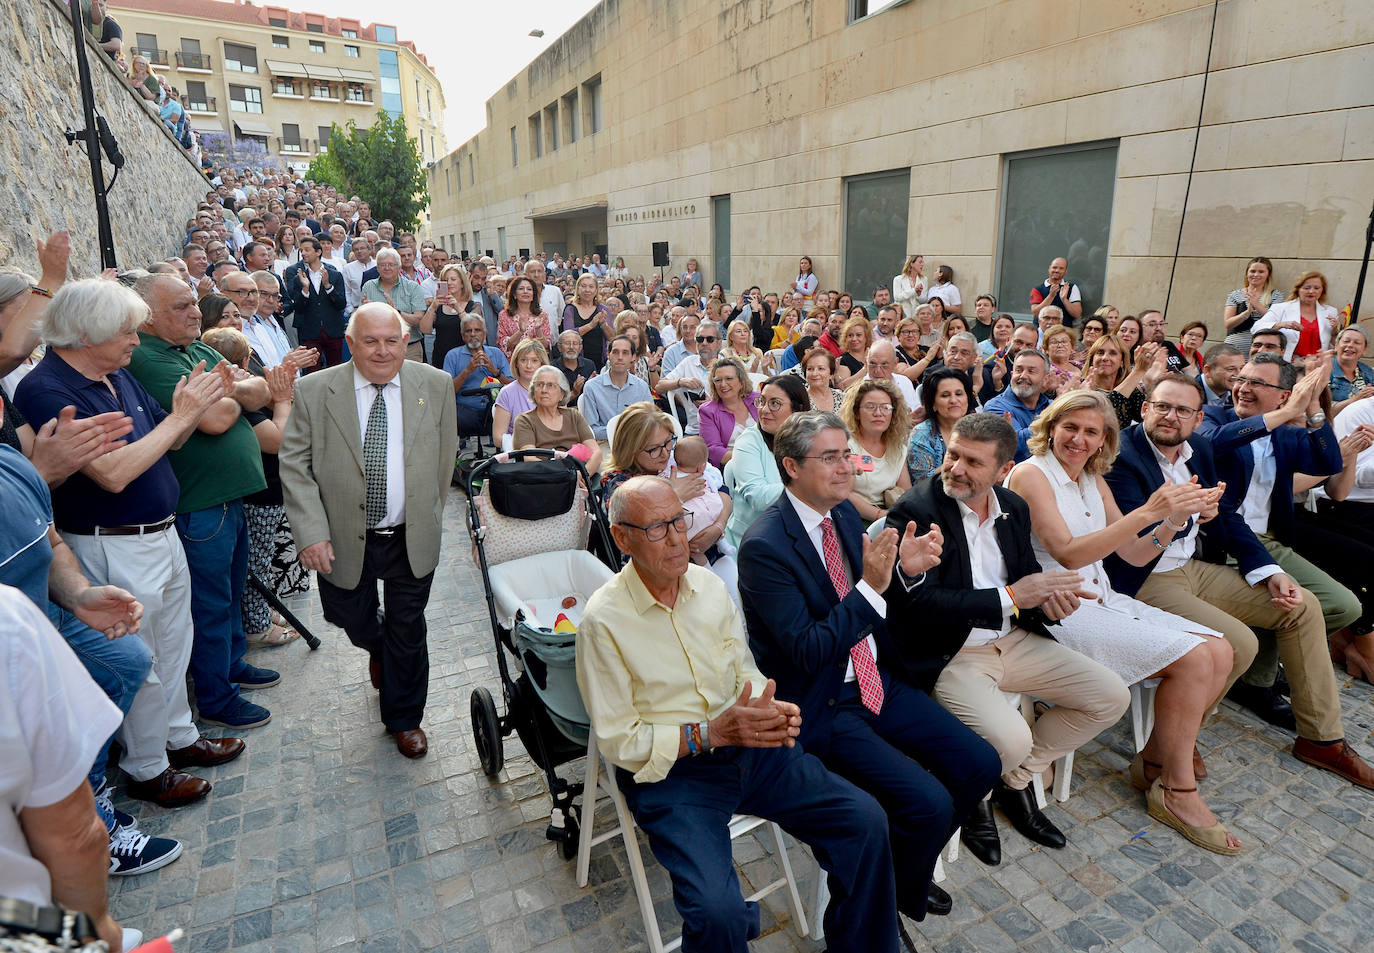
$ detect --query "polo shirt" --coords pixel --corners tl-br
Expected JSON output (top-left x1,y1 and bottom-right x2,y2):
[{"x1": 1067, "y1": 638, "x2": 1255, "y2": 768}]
[
  {"x1": 0, "y1": 445, "x2": 54, "y2": 611},
  {"x1": 361, "y1": 277, "x2": 429, "y2": 344},
  {"x1": 13, "y1": 352, "x2": 179, "y2": 532},
  {"x1": 128, "y1": 335, "x2": 265, "y2": 513},
  {"x1": 443, "y1": 345, "x2": 511, "y2": 413}
]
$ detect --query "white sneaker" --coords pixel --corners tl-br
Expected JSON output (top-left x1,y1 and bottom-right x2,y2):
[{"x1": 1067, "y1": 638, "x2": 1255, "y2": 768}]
[
  {"x1": 122, "y1": 927, "x2": 144, "y2": 950},
  {"x1": 109, "y1": 823, "x2": 183, "y2": 876}
]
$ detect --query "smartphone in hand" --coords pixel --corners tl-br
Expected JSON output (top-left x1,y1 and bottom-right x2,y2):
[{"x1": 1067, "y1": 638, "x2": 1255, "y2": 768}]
[{"x1": 437, "y1": 280, "x2": 449, "y2": 297}]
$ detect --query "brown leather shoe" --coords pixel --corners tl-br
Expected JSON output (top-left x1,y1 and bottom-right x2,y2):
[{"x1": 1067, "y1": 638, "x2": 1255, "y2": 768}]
[
  {"x1": 369, "y1": 656, "x2": 381, "y2": 691},
  {"x1": 168, "y1": 735, "x2": 245, "y2": 768},
  {"x1": 125, "y1": 767, "x2": 212, "y2": 807},
  {"x1": 392, "y1": 728, "x2": 427, "y2": 759},
  {"x1": 1293, "y1": 738, "x2": 1374, "y2": 790},
  {"x1": 1193, "y1": 744, "x2": 1208, "y2": 780}
]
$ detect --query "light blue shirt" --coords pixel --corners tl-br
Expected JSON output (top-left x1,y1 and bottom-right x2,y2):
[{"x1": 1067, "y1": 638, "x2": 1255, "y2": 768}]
[
  {"x1": 723, "y1": 426, "x2": 783, "y2": 549},
  {"x1": 984, "y1": 389, "x2": 1052, "y2": 462},
  {"x1": 443, "y1": 345, "x2": 511, "y2": 412},
  {"x1": 662, "y1": 341, "x2": 692, "y2": 375},
  {"x1": 579, "y1": 371, "x2": 652, "y2": 440}
]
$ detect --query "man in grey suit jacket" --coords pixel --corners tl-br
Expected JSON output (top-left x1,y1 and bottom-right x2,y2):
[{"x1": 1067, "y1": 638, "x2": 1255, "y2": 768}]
[{"x1": 280, "y1": 303, "x2": 458, "y2": 758}]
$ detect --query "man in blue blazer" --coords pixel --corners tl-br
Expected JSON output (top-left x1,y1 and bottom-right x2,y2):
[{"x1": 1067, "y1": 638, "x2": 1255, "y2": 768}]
[
  {"x1": 1104, "y1": 374, "x2": 1374, "y2": 791},
  {"x1": 1196, "y1": 353, "x2": 1359, "y2": 725},
  {"x1": 283, "y1": 236, "x2": 347, "y2": 369},
  {"x1": 738, "y1": 412, "x2": 1000, "y2": 921}
]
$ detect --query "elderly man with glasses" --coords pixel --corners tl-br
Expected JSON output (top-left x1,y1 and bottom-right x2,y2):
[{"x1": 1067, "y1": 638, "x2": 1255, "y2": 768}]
[
  {"x1": 576, "y1": 474, "x2": 902, "y2": 953},
  {"x1": 1104, "y1": 374, "x2": 1374, "y2": 792},
  {"x1": 658, "y1": 320, "x2": 722, "y2": 435}
]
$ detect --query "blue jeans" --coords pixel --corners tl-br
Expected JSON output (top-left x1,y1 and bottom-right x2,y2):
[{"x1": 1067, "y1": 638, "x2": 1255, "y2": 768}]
[
  {"x1": 176, "y1": 500, "x2": 250, "y2": 716},
  {"x1": 47, "y1": 603, "x2": 151, "y2": 791}
]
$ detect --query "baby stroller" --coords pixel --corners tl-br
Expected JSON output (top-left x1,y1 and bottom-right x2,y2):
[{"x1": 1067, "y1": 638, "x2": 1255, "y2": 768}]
[{"x1": 465, "y1": 449, "x2": 618, "y2": 857}]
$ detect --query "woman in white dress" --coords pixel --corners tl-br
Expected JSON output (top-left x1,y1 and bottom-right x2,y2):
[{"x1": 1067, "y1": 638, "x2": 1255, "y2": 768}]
[{"x1": 1005, "y1": 391, "x2": 1241, "y2": 855}]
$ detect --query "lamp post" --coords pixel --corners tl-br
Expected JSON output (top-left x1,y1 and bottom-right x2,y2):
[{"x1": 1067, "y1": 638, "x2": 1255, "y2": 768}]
[{"x1": 65, "y1": 0, "x2": 119, "y2": 269}]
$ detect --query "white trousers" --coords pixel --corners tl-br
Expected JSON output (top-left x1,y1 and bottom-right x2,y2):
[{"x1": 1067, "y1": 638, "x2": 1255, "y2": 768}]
[{"x1": 63, "y1": 527, "x2": 200, "y2": 780}]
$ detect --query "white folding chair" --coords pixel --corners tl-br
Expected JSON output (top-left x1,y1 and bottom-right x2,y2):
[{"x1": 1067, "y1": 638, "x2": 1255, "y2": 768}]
[
  {"x1": 1129, "y1": 679, "x2": 1160, "y2": 752},
  {"x1": 576, "y1": 733, "x2": 809, "y2": 953},
  {"x1": 1008, "y1": 692, "x2": 1071, "y2": 804},
  {"x1": 810, "y1": 834, "x2": 959, "y2": 942}
]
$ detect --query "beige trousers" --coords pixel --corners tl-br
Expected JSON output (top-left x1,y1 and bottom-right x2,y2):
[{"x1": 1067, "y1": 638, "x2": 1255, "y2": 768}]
[
  {"x1": 933, "y1": 628, "x2": 1129, "y2": 790},
  {"x1": 1134, "y1": 560, "x2": 1341, "y2": 742}
]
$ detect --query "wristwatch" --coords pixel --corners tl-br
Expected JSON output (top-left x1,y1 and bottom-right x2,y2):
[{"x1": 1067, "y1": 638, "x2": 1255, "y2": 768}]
[{"x1": 1306, "y1": 412, "x2": 1327, "y2": 429}]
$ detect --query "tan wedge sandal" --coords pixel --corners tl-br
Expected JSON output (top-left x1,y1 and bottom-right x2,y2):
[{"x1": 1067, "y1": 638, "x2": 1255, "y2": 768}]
[
  {"x1": 1128, "y1": 753, "x2": 1162, "y2": 792},
  {"x1": 1146, "y1": 778, "x2": 1242, "y2": 856}
]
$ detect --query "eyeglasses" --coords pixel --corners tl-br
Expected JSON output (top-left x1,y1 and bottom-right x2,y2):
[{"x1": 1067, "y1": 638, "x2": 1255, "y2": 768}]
[
  {"x1": 640, "y1": 436, "x2": 677, "y2": 457},
  {"x1": 860, "y1": 403, "x2": 893, "y2": 414},
  {"x1": 800, "y1": 452, "x2": 852, "y2": 468},
  {"x1": 1146, "y1": 401, "x2": 1200, "y2": 419},
  {"x1": 761, "y1": 398, "x2": 788, "y2": 411},
  {"x1": 616, "y1": 511, "x2": 693, "y2": 542},
  {"x1": 1233, "y1": 376, "x2": 1288, "y2": 391},
  {"x1": 258, "y1": 291, "x2": 280, "y2": 300},
  {"x1": 695, "y1": 335, "x2": 717, "y2": 343},
  {"x1": 226, "y1": 288, "x2": 259, "y2": 297}
]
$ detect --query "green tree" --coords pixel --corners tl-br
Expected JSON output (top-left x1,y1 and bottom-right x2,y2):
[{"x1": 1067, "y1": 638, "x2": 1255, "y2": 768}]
[{"x1": 306, "y1": 111, "x2": 429, "y2": 232}]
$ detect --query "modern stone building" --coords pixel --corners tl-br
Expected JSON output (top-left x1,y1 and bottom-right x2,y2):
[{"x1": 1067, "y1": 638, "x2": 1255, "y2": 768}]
[
  {"x1": 109, "y1": 0, "x2": 446, "y2": 171},
  {"x1": 428, "y1": 0, "x2": 1374, "y2": 326}
]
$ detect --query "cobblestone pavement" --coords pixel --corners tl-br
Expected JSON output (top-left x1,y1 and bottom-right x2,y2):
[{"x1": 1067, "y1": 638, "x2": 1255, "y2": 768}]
[{"x1": 110, "y1": 488, "x2": 1374, "y2": 953}]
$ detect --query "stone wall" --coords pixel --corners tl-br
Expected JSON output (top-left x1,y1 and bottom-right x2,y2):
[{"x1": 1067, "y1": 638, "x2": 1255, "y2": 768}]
[{"x1": 0, "y1": 0, "x2": 209, "y2": 278}]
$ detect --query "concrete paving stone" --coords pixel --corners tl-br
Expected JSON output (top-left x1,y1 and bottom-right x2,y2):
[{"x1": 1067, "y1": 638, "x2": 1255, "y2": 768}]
[
  {"x1": 1055, "y1": 919, "x2": 1108, "y2": 952},
  {"x1": 1119, "y1": 936, "x2": 1170, "y2": 953}
]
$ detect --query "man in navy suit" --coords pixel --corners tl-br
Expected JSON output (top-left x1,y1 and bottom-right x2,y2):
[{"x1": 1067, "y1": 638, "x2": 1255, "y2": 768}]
[
  {"x1": 283, "y1": 237, "x2": 347, "y2": 369},
  {"x1": 882, "y1": 413, "x2": 1128, "y2": 864},
  {"x1": 1196, "y1": 353, "x2": 1359, "y2": 726},
  {"x1": 738, "y1": 412, "x2": 1000, "y2": 921},
  {"x1": 1105, "y1": 374, "x2": 1374, "y2": 791}
]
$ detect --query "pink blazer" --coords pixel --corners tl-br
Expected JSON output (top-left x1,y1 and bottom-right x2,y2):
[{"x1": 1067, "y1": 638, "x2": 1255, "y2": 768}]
[{"x1": 698, "y1": 392, "x2": 759, "y2": 467}]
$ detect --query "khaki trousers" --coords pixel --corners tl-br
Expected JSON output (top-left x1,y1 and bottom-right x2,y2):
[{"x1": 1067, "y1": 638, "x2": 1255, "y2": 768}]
[
  {"x1": 1135, "y1": 560, "x2": 1342, "y2": 742},
  {"x1": 1238, "y1": 534, "x2": 1363, "y2": 687},
  {"x1": 933, "y1": 628, "x2": 1129, "y2": 790}
]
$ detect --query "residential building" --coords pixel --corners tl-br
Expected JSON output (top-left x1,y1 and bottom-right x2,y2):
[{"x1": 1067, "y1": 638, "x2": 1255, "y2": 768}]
[
  {"x1": 426, "y1": 0, "x2": 1373, "y2": 332},
  {"x1": 111, "y1": 0, "x2": 446, "y2": 172}
]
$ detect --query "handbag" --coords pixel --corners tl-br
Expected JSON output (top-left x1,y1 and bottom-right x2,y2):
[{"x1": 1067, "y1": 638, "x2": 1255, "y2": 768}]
[{"x1": 487, "y1": 458, "x2": 577, "y2": 520}]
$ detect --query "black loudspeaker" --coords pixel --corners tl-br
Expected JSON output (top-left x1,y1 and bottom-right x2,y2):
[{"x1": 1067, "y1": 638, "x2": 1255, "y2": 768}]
[
  {"x1": 485, "y1": 249, "x2": 494, "y2": 258},
  {"x1": 652, "y1": 242, "x2": 670, "y2": 267},
  {"x1": 460, "y1": 249, "x2": 469, "y2": 259},
  {"x1": 519, "y1": 247, "x2": 530, "y2": 258}
]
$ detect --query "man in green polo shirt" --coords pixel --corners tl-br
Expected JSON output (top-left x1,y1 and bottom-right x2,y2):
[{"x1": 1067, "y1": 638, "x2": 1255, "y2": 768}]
[{"x1": 129, "y1": 275, "x2": 279, "y2": 730}]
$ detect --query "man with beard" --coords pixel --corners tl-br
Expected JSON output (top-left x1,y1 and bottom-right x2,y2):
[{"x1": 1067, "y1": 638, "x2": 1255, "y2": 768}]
[
  {"x1": 984, "y1": 349, "x2": 1052, "y2": 461},
  {"x1": 885, "y1": 413, "x2": 1128, "y2": 864},
  {"x1": 1105, "y1": 375, "x2": 1374, "y2": 792}
]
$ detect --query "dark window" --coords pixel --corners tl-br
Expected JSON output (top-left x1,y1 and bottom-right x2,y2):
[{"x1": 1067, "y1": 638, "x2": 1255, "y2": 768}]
[
  {"x1": 996, "y1": 142, "x2": 1119, "y2": 321},
  {"x1": 318, "y1": 126, "x2": 332, "y2": 147},
  {"x1": 282, "y1": 122, "x2": 301, "y2": 146},
  {"x1": 224, "y1": 42, "x2": 258, "y2": 73},
  {"x1": 271, "y1": 35, "x2": 288, "y2": 49},
  {"x1": 268, "y1": 17, "x2": 287, "y2": 27},
  {"x1": 309, "y1": 40, "x2": 325, "y2": 54},
  {"x1": 843, "y1": 169, "x2": 911, "y2": 309},
  {"x1": 228, "y1": 84, "x2": 262, "y2": 114},
  {"x1": 306, "y1": 23, "x2": 324, "y2": 33}
]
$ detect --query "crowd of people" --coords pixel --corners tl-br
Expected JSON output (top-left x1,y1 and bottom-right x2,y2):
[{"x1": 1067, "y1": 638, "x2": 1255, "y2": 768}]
[{"x1": 2, "y1": 153, "x2": 1373, "y2": 952}]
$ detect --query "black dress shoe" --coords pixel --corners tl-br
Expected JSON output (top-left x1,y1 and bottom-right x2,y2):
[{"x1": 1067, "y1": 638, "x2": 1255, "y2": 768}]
[
  {"x1": 1274, "y1": 666, "x2": 1290, "y2": 697},
  {"x1": 993, "y1": 782, "x2": 1066, "y2": 849},
  {"x1": 925, "y1": 883, "x2": 952, "y2": 916},
  {"x1": 1226, "y1": 680, "x2": 1296, "y2": 731},
  {"x1": 960, "y1": 799, "x2": 1001, "y2": 866}
]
